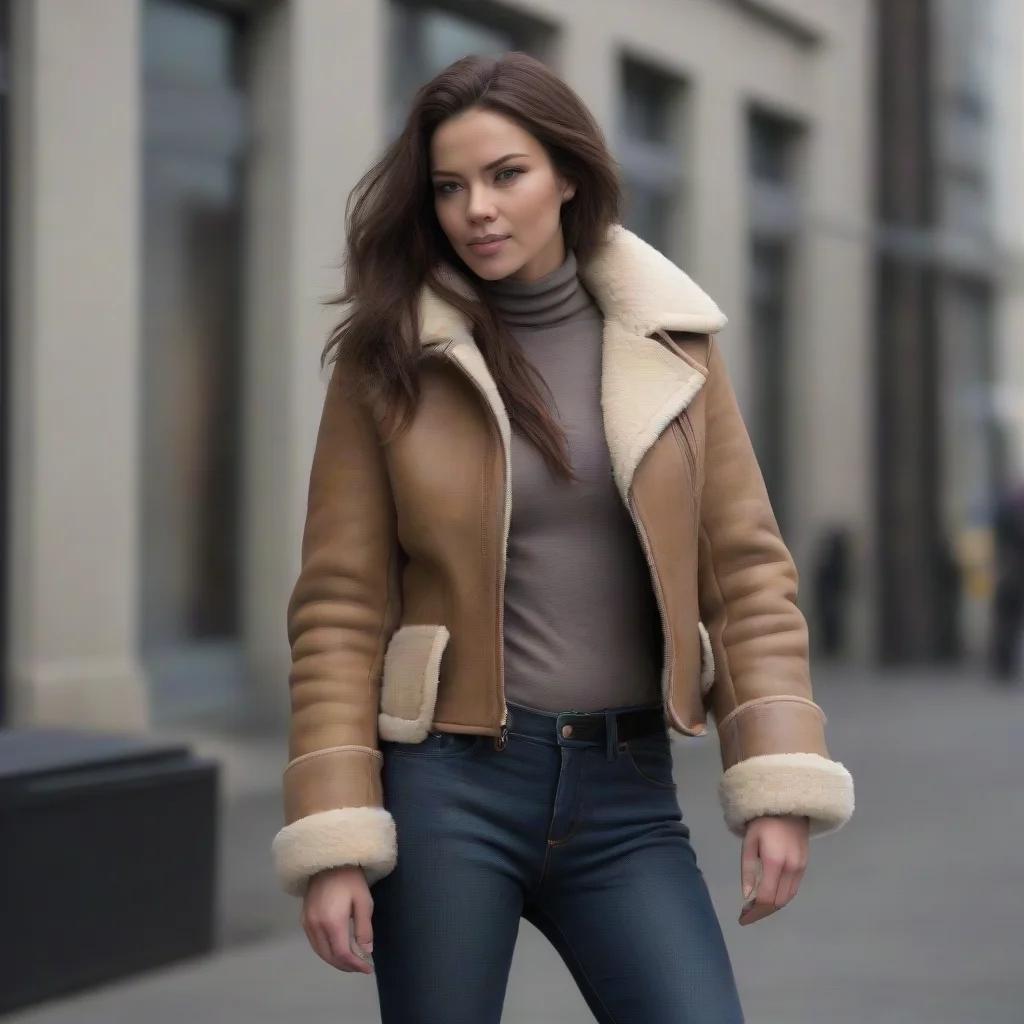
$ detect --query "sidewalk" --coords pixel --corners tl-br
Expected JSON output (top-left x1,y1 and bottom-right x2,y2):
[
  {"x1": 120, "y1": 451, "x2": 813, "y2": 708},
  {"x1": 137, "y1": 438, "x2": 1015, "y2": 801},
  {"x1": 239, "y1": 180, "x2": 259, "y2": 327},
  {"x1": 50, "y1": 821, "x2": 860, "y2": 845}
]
[{"x1": 8, "y1": 666, "x2": 1024, "y2": 1023}]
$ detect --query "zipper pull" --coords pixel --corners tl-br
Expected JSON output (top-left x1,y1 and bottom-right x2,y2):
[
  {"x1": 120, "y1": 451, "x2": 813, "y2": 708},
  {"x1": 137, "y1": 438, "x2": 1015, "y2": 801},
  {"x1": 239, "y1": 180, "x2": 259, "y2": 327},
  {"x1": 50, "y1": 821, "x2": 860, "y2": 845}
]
[{"x1": 494, "y1": 723, "x2": 509, "y2": 751}]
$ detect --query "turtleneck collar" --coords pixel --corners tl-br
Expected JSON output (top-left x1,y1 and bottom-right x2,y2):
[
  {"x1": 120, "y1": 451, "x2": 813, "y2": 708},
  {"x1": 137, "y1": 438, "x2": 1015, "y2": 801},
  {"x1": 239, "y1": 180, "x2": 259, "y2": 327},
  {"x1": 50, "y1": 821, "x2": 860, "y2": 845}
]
[{"x1": 484, "y1": 251, "x2": 593, "y2": 329}]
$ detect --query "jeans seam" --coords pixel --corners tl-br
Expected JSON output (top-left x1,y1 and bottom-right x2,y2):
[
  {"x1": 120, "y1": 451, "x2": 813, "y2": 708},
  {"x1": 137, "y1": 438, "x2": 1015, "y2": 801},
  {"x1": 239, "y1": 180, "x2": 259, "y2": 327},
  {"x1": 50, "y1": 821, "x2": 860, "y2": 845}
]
[
  {"x1": 527, "y1": 903, "x2": 620, "y2": 1024},
  {"x1": 384, "y1": 736, "x2": 482, "y2": 760},
  {"x1": 623, "y1": 743, "x2": 678, "y2": 790},
  {"x1": 549, "y1": 748, "x2": 587, "y2": 847}
]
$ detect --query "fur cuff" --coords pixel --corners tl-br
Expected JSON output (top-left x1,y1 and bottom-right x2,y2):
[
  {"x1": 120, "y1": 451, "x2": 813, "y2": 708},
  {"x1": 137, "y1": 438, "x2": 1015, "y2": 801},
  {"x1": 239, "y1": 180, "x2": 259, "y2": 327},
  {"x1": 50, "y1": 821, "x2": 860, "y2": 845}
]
[
  {"x1": 272, "y1": 807, "x2": 397, "y2": 896},
  {"x1": 718, "y1": 753, "x2": 854, "y2": 837}
]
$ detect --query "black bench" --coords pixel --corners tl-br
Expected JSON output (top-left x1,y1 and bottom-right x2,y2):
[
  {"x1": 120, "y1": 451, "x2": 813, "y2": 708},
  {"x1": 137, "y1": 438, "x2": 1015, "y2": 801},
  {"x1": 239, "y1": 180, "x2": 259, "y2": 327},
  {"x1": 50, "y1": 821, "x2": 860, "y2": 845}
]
[{"x1": 0, "y1": 729, "x2": 219, "y2": 1014}]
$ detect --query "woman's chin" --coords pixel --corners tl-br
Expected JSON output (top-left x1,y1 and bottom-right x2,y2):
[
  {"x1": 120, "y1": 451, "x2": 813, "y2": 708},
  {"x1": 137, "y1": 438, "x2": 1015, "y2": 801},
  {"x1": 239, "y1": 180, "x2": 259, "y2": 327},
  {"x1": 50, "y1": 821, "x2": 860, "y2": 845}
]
[{"x1": 460, "y1": 250, "x2": 522, "y2": 282}]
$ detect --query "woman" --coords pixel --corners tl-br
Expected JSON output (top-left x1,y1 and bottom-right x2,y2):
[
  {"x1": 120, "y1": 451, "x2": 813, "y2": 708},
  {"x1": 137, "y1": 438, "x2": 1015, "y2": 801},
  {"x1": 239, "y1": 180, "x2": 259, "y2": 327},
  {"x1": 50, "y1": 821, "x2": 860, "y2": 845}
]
[{"x1": 272, "y1": 52, "x2": 854, "y2": 1023}]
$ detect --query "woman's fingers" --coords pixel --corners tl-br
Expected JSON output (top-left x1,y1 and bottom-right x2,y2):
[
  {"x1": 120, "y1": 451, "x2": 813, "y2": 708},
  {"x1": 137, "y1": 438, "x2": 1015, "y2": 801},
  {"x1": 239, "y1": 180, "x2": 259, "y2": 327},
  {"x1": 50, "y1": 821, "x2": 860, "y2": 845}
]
[
  {"x1": 350, "y1": 886, "x2": 376, "y2": 969},
  {"x1": 739, "y1": 829, "x2": 761, "y2": 900},
  {"x1": 302, "y1": 889, "x2": 373, "y2": 974},
  {"x1": 738, "y1": 857, "x2": 807, "y2": 925},
  {"x1": 324, "y1": 917, "x2": 374, "y2": 975},
  {"x1": 303, "y1": 918, "x2": 335, "y2": 966}
]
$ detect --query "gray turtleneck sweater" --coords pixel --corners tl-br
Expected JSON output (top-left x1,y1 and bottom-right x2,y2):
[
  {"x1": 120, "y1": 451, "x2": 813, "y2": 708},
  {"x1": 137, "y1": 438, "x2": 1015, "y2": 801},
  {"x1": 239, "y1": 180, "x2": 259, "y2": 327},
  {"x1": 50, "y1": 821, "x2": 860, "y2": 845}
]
[{"x1": 486, "y1": 253, "x2": 662, "y2": 713}]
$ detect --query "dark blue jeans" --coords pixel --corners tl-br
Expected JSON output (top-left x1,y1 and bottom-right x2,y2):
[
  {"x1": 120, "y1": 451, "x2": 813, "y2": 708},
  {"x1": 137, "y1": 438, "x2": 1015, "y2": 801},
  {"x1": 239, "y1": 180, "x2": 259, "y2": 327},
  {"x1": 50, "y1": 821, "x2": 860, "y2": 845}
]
[{"x1": 372, "y1": 703, "x2": 744, "y2": 1024}]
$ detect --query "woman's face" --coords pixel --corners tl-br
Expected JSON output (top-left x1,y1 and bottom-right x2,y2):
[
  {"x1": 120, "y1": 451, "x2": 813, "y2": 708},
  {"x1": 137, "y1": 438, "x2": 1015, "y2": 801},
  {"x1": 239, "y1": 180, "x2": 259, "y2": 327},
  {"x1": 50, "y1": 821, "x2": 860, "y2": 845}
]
[{"x1": 430, "y1": 107, "x2": 575, "y2": 283}]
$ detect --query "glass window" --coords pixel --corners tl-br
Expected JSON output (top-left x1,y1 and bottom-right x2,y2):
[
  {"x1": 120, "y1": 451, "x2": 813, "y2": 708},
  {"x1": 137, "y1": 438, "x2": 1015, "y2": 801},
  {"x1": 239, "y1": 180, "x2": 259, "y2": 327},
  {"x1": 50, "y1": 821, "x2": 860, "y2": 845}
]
[
  {"x1": 748, "y1": 239, "x2": 790, "y2": 531},
  {"x1": 746, "y1": 109, "x2": 801, "y2": 534},
  {"x1": 388, "y1": 3, "x2": 532, "y2": 134},
  {"x1": 934, "y1": 0, "x2": 994, "y2": 239},
  {"x1": 141, "y1": 0, "x2": 248, "y2": 718},
  {"x1": 748, "y1": 110, "x2": 796, "y2": 184},
  {"x1": 0, "y1": 0, "x2": 8, "y2": 725},
  {"x1": 617, "y1": 59, "x2": 684, "y2": 257},
  {"x1": 621, "y1": 60, "x2": 675, "y2": 146},
  {"x1": 942, "y1": 278, "x2": 998, "y2": 523},
  {"x1": 623, "y1": 188, "x2": 673, "y2": 257}
]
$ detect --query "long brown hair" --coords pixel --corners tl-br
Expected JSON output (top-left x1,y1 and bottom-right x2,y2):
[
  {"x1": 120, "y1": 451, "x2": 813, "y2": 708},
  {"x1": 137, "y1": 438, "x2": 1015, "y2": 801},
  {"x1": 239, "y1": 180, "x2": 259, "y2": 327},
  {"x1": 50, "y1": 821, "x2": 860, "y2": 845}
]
[{"x1": 324, "y1": 52, "x2": 623, "y2": 478}]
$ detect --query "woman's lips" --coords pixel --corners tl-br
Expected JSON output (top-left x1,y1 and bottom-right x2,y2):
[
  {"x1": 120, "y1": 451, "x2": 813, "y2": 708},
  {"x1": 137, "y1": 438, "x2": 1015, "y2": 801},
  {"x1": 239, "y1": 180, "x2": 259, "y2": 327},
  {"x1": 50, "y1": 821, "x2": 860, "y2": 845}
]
[{"x1": 467, "y1": 236, "x2": 509, "y2": 257}]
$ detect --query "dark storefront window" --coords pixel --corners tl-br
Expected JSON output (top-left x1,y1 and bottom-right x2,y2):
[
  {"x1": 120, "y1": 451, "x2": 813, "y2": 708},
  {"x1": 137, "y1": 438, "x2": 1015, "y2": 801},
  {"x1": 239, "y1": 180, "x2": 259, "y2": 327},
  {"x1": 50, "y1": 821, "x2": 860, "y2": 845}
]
[
  {"x1": 749, "y1": 238, "x2": 791, "y2": 532},
  {"x1": 0, "y1": 0, "x2": 9, "y2": 723},
  {"x1": 618, "y1": 59, "x2": 685, "y2": 258},
  {"x1": 141, "y1": 0, "x2": 248, "y2": 718},
  {"x1": 388, "y1": 1, "x2": 549, "y2": 136},
  {"x1": 747, "y1": 108, "x2": 802, "y2": 536}
]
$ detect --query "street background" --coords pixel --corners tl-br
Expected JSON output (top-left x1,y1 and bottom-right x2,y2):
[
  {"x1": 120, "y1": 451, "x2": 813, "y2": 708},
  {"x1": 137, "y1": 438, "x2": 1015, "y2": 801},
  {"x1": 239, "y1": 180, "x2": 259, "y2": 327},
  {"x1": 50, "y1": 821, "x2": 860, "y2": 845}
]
[
  {"x1": 4, "y1": 0, "x2": 1024, "y2": 1021},
  {"x1": 9, "y1": 666, "x2": 1024, "y2": 1024}
]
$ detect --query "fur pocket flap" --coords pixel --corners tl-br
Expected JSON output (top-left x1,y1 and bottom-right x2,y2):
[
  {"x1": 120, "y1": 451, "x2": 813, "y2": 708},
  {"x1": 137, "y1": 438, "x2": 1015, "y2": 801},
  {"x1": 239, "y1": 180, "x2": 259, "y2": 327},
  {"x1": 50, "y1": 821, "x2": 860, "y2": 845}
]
[{"x1": 378, "y1": 624, "x2": 450, "y2": 743}]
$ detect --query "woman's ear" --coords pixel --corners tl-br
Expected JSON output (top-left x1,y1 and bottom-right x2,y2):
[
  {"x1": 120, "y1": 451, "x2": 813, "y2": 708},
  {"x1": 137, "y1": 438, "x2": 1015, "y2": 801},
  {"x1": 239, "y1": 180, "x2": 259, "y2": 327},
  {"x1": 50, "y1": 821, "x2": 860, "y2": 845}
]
[{"x1": 561, "y1": 179, "x2": 577, "y2": 203}]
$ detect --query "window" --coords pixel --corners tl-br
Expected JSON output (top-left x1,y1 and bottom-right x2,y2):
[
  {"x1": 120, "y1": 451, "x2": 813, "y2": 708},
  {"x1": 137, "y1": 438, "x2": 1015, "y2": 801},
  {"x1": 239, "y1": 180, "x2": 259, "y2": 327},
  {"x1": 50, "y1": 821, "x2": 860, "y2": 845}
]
[
  {"x1": 942, "y1": 277, "x2": 998, "y2": 521},
  {"x1": 746, "y1": 108, "x2": 803, "y2": 533},
  {"x1": 388, "y1": 2, "x2": 548, "y2": 135},
  {"x1": 617, "y1": 59, "x2": 685, "y2": 257},
  {"x1": 0, "y1": 0, "x2": 8, "y2": 724},
  {"x1": 934, "y1": 0, "x2": 994, "y2": 239},
  {"x1": 748, "y1": 110, "x2": 794, "y2": 183},
  {"x1": 749, "y1": 239, "x2": 791, "y2": 530},
  {"x1": 140, "y1": 0, "x2": 249, "y2": 718}
]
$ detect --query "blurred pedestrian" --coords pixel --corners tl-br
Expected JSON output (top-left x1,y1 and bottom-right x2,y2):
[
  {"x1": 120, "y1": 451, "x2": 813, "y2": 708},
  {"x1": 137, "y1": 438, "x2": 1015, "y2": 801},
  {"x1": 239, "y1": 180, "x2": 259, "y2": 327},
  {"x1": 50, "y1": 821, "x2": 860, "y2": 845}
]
[
  {"x1": 991, "y1": 483, "x2": 1024, "y2": 681},
  {"x1": 813, "y1": 527, "x2": 851, "y2": 658},
  {"x1": 272, "y1": 52, "x2": 854, "y2": 1024}
]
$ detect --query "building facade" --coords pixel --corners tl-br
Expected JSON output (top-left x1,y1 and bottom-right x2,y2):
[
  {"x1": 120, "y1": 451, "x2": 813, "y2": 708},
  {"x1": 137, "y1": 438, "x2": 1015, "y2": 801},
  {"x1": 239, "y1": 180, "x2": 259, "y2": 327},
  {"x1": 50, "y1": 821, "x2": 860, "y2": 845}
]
[
  {"x1": 873, "y1": 0, "x2": 1024, "y2": 663},
  {"x1": 3, "y1": 0, "x2": 885, "y2": 731}
]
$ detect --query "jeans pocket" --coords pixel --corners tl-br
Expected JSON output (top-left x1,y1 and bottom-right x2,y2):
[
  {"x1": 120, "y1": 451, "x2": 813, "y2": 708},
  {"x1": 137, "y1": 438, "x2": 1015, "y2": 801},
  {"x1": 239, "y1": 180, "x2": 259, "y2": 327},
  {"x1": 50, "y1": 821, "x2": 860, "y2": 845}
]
[
  {"x1": 623, "y1": 732, "x2": 677, "y2": 789},
  {"x1": 383, "y1": 731, "x2": 481, "y2": 759}
]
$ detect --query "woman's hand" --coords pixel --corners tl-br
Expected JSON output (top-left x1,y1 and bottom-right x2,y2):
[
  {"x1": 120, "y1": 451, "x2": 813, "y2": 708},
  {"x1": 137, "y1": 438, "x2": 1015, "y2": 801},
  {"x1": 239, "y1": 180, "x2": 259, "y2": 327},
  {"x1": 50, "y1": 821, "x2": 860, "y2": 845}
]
[
  {"x1": 301, "y1": 865, "x2": 375, "y2": 973},
  {"x1": 738, "y1": 815, "x2": 810, "y2": 926}
]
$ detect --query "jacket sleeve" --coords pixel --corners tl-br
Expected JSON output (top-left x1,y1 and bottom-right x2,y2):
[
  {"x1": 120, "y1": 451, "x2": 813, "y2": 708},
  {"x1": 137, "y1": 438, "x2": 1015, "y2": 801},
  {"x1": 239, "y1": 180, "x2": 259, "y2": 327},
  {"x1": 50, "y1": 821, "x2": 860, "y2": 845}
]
[
  {"x1": 695, "y1": 337, "x2": 854, "y2": 837},
  {"x1": 271, "y1": 360, "x2": 401, "y2": 896}
]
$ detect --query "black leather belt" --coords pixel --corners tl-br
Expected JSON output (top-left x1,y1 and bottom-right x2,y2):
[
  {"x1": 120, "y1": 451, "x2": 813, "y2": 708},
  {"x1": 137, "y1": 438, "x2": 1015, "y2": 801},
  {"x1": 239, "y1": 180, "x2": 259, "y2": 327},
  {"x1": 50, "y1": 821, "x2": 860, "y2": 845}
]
[{"x1": 555, "y1": 707, "x2": 665, "y2": 745}]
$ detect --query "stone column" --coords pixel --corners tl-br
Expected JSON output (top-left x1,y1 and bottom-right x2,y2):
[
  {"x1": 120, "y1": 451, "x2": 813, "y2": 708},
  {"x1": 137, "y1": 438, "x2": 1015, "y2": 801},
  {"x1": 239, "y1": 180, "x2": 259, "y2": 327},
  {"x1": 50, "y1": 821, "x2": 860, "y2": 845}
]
[
  {"x1": 243, "y1": 0, "x2": 388, "y2": 723},
  {"x1": 7, "y1": 0, "x2": 148, "y2": 729}
]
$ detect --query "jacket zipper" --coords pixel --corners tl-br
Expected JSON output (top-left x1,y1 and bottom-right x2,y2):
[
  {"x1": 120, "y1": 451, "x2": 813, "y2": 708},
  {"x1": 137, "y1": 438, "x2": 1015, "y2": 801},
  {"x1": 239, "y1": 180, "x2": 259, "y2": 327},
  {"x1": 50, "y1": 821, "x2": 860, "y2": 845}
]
[
  {"x1": 431, "y1": 344, "x2": 509, "y2": 748},
  {"x1": 494, "y1": 493, "x2": 509, "y2": 750}
]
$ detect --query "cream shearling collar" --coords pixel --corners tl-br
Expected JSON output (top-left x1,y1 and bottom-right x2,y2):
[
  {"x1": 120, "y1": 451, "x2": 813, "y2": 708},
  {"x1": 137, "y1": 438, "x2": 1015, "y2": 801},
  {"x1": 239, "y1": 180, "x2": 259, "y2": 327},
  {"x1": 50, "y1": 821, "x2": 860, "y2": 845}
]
[
  {"x1": 413, "y1": 224, "x2": 726, "y2": 512},
  {"x1": 417, "y1": 224, "x2": 727, "y2": 346}
]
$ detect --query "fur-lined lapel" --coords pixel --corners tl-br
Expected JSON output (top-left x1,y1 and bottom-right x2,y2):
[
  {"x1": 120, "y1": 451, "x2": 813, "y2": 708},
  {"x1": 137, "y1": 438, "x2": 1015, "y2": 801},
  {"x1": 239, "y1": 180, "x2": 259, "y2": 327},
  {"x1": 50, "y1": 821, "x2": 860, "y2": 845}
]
[{"x1": 418, "y1": 225, "x2": 727, "y2": 502}]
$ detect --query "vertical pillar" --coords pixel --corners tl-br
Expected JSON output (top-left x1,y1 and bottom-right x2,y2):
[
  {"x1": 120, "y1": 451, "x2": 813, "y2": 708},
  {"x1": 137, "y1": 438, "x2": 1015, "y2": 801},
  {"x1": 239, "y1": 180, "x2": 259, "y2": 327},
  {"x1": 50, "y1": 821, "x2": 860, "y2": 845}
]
[
  {"x1": 7, "y1": 0, "x2": 147, "y2": 729},
  {"x1": 794, "y1": 1, "x2": 876, "y2": 661},
  {"x1": 243, "y1": 0, "x2": 388, "y2": 722},
  {"x1": 874, "y1": 0, "x2": 945, "y2": 663},
  {"x1": 690, "y1": 77, "x2": 750, "y2": 410}
]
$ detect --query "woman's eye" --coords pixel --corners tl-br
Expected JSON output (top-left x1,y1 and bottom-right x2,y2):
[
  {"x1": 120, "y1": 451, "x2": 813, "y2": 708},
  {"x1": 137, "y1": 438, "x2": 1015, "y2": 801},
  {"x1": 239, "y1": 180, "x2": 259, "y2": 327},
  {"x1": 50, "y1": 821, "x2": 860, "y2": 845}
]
[
  {"x1": 496, "y1": 167, "x2": 522, "y2": 183},
  {"x1": 435, "y1": 181, "x2": 460, "y2": 195}
]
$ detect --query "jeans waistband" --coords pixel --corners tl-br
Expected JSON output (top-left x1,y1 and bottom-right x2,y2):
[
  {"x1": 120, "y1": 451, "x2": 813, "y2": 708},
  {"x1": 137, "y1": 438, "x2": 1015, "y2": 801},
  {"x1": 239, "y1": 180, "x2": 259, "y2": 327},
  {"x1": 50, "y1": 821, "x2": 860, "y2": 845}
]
[{"x1": 505, "y1": 702, "x2": 665, "y2": 748}]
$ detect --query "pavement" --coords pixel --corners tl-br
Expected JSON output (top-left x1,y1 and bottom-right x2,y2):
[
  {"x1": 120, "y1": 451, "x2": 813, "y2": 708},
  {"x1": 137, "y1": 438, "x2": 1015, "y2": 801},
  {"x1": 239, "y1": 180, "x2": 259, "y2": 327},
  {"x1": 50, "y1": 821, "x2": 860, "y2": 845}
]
[{"x1": 7, "y1": 664, "x2": 1024, "y2": 1023}]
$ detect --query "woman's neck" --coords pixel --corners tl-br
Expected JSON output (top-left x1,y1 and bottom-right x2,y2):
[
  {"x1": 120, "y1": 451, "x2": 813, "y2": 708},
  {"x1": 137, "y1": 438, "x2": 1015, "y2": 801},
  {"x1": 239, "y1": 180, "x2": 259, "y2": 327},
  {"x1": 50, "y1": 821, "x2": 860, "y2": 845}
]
[{"x1": 484, "y1": 251, "x2": 592, "y2": 328}]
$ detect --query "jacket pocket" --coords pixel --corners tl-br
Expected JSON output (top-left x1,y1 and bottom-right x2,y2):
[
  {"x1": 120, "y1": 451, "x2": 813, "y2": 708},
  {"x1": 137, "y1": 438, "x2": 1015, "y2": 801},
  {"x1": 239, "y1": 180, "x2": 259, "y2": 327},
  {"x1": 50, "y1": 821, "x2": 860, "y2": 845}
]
[
  {"x1": 698, "y1": 621, "x2": 715, "y2": 697},
  {"x1": 378, "y1": 624, "x2": 450, "y2": 744}
]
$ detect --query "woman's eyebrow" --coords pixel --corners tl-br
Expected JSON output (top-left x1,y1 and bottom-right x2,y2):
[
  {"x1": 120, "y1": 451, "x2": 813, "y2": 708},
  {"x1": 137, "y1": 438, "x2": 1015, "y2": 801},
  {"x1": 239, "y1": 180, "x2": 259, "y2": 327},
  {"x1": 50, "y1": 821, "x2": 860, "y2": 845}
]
[{"x1": 431, "y1": 153, "x2": 530, "y2": 177}]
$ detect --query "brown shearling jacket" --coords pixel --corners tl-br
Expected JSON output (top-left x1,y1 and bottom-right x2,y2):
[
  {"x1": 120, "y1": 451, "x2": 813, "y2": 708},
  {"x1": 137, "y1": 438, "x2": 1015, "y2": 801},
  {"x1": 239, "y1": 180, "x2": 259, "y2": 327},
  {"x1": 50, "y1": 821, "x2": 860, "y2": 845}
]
[{"x1": 272, "y1": 226, "x2": 854, "y2": 896}]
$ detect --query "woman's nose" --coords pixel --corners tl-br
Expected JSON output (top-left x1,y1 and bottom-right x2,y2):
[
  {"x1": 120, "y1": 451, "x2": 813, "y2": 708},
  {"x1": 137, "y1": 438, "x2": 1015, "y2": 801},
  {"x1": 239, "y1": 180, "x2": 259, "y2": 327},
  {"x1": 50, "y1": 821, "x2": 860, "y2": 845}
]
[{"x1": 466, "y1": 187, "x2": 496, "y2": 222}]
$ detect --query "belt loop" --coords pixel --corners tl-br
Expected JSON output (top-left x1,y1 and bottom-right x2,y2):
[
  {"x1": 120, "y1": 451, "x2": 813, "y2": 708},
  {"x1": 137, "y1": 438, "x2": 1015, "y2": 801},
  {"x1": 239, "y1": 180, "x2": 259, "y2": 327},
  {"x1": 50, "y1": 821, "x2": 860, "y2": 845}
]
[{"x1": 605, "y1": 709, "x2": 618, "y2": 762}]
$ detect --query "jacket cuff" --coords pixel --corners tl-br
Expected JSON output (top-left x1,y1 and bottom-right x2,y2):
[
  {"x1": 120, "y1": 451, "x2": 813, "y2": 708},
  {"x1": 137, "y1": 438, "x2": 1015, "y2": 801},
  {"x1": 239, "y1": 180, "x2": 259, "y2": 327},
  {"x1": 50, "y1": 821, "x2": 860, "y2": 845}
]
[
  {"x1": 272, "y1": 807, "x2": 398, "y2": 896},
  {"x1": 718, "y1": 753, "x2": 854, "y2": 837}
]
